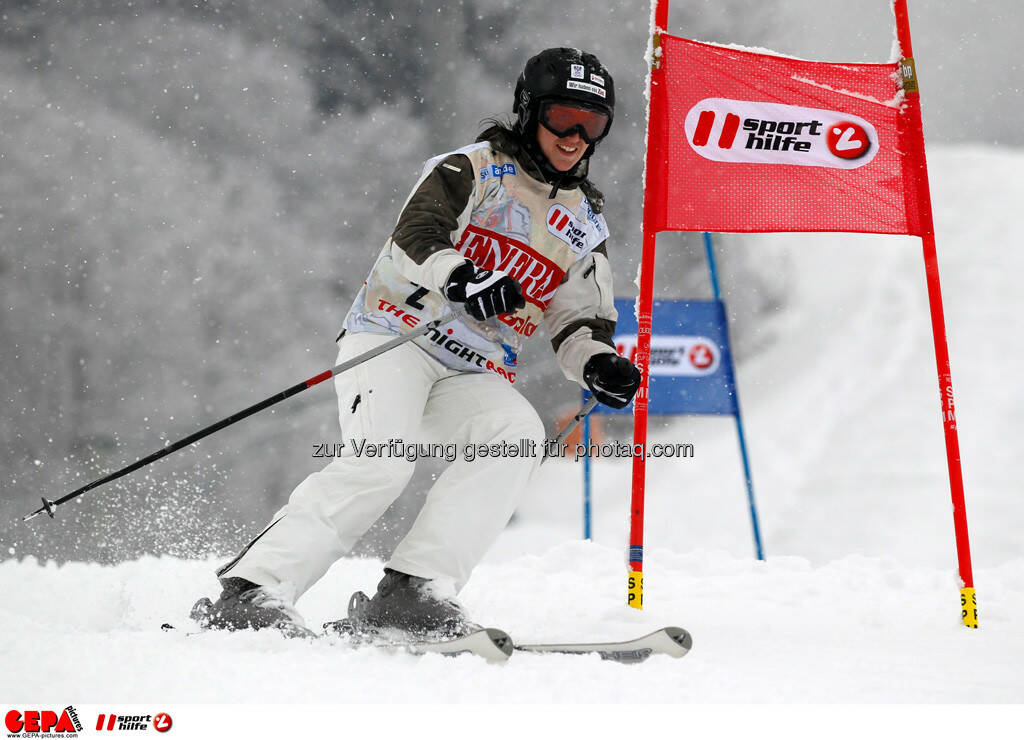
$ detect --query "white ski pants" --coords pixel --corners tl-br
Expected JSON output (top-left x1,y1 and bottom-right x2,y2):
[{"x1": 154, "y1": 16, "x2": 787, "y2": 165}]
[{"x1": 219, "y1": 331, "x2": 545, "y2": 598}]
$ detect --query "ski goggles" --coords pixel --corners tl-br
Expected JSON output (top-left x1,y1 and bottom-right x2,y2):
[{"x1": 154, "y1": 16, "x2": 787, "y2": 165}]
[{"x1": 539, "y1": 101, "x2": 611, "y2": 144}]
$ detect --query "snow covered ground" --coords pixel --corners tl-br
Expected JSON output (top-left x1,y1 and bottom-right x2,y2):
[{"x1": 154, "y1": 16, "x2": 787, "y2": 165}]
[{"x1": 2, "y1": 147, "x2": 1022, "y2": 715}]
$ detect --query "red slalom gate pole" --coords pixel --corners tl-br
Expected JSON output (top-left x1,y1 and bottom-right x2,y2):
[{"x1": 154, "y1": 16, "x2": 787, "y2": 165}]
[
  {"x1": 894, "y1": 0, "x2": 977, "y2": 627},
  {"x1": 628, "y1": 227, "x2": 657, "y2": 609},
  {"x1": 627, "y1": 0, "x2": 671, "y2": 609}
]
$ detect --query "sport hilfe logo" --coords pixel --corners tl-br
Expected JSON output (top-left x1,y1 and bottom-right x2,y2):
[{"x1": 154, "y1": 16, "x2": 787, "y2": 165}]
[
  {"x1": 825, "y1": 120, "x2": 871, "y2": 159},
  {"x1": 614, "y1": 335, "x2": 721, "y2": 377},
  {"x1": 95, "y1": 712, "x2": 171, "y2": 732},
  {"x1": 546, "y1": 204, "x2": 588, "y2": 253},
  {"x1": 684, "y1": 98, "x2": 878, "y2": 169}
]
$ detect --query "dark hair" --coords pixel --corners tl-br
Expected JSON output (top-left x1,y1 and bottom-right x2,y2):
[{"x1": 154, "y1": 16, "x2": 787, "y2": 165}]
[{"x1": 475, "y1": 118, "x2": 606, "y2": 214}]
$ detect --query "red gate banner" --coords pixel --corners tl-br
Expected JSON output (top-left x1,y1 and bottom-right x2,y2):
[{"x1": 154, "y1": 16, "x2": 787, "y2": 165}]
[{"x1": 646, "y1": 35, "x2": 928, "y2": 235}]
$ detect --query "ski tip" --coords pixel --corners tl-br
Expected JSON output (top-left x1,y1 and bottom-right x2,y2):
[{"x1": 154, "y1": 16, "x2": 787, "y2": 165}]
[
  {"x1": 662, "y1": 626, "x2": 693, "y2": 656},
  {"x1": 347, "y1": 591, "x2": 370, "y2": 618},
  {"x1": 483, "y1": 628, "x2": 514, "y2": 658},
  {"x1": 189, "y1": 597, "x2": 214, "y2": 629}
]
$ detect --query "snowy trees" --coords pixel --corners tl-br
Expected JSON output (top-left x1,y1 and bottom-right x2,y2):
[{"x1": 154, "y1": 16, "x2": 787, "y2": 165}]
[{"x1": 0, "y1": 4, "x2": 428, "y2": 560}]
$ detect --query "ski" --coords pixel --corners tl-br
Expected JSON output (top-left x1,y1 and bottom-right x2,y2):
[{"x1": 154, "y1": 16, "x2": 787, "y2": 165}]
[
  {"x1": 403, "y1": 627, "x2": 514, "y2": 662},
  {"x1": 162, "y1": 619, "x2": 513, "y2": 662},
  {"x1": 513, "y1": 626, "x2": 692, "y2": 664},
  {"x1": 160, "y1": 621, "x2": 318, "y2": 640},
  {"x1": 322, "y1": 618, "x2": 513, "y2": 662},
  {"x1": 163, "y1": 620, "x2": 690, "y2": 664}
]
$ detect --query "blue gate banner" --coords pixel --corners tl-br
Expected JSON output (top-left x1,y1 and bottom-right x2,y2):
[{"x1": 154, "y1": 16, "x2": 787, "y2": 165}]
[{"x1": 603, "y1": 298, "x2": 738, "y2": 416}]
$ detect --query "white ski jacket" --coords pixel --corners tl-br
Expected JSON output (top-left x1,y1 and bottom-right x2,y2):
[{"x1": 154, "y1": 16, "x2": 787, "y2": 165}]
[{"x1": 343, "y1": 134, "x2": 618, "y2": 386}]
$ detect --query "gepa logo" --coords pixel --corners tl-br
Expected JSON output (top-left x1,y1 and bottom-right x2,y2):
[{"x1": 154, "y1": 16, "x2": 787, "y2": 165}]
[
  {"x1": 614, "y1": 335, "x2": 722, "y2": 377},
  {"x1": 5, "y1": 707, "x2": 83, "y2": 736},
  {"x1": 685, "y1": 98, "x2": 878, "y2": 169}
]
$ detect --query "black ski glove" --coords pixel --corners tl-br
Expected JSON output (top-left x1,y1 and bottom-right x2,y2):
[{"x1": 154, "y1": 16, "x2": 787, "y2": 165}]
[
  {"x1": 444, "y1": 260, "x2": 526, "y2": 321},
  {"x1": 583, "y1": 353, "x2": 642, "y2": 409}
]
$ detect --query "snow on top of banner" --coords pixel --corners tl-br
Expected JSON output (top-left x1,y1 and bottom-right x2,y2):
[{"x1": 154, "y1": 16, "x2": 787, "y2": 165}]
[
  {"x1": 689, "y1": 39, "x2": 812, "y2": 62},
  {"x1": 790, "y1": 75, "x2": 904, "y2": 109}
]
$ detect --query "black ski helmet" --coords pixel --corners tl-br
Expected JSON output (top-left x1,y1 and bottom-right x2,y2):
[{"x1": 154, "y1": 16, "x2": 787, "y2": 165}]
[{"x1": 513, "y1": 48, "x2": 614, "y2": 173}]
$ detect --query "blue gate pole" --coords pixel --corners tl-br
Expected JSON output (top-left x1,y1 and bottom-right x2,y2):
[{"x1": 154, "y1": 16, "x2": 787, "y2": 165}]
[
  {"x1": 703, "y1": 232, "x2": 765, "y2": 560},
  {"x1": 582, "y1": 389, "x2": 593, "y2": 540}
]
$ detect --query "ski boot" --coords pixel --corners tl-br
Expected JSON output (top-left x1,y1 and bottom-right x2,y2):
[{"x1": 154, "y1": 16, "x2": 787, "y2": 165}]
[
  {"x1": 190, "y1": 577, "x2": 316, "y2": 639},
  {"x1": 327, "y1": 568, "x2": 475, "y2": 641}
]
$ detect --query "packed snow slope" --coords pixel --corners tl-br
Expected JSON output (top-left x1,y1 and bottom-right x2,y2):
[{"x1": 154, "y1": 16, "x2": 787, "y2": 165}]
[{"x1": 2, "y1": 146, "x2": 1022, "y2": 703}]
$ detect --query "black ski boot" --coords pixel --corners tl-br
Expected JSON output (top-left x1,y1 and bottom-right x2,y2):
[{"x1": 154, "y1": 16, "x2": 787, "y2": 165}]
[
  {"x1": 344, "y1": 569, "x2": 475, "y2": 640},
  {"x1": 190, "y1": 577, "x2": 316, "y2": 638}
]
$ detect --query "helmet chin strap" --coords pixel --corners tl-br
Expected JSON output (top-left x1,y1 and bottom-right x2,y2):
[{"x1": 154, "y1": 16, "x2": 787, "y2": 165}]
[{"x1": 547, "y1": 173, "x2": 564, "y2": 200}]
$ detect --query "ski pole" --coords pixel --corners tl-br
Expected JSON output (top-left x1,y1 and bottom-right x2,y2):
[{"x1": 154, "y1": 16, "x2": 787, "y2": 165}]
[
  {"x1": 22, "y1": 310, "x2": 462, "y2": 522},
  {"x1": 543, "y1": 396, "x2": 599, "y2": 462}
]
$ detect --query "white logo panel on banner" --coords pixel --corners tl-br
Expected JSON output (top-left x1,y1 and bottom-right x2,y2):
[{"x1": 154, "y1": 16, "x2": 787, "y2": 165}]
[{"x1": 684, "y1": 97, "x2": 879, "y2": 169}]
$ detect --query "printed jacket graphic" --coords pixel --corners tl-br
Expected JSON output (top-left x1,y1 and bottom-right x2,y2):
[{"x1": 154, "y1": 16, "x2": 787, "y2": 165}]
[{"x1": 343, "y1": 138, "x2": 618, "y2": 385}]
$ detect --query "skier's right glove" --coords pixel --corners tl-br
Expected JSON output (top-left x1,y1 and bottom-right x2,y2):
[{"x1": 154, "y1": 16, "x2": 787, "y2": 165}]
[
  {"x1": 444, "y1": 260, "x2": 526, "y2": 321},
  {"x1": 583, "y1": 353, "x2": 642, "y2": 409}
]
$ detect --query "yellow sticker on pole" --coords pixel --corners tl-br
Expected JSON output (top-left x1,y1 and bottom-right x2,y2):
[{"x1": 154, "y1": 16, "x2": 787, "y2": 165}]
[
  {"x1": 628, "y1": 570, "x2": 644, "y2": 610},
  {"x1": 899, "y1": 56, "x2": 919, "y2": 93},
  {"x1": 960, "y1": 587, "x2": 978, "y2": 628}
]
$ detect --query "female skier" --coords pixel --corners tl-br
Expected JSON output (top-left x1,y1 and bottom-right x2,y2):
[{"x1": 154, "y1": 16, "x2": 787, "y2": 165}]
[{"x1": 193, "y1": 48, "x2": 641, "y2": 638}]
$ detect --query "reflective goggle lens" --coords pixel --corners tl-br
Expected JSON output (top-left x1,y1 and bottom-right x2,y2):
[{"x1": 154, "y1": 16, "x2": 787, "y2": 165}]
[{"x1": 540, "y1": 102, "x2": 610, "y2": 143}]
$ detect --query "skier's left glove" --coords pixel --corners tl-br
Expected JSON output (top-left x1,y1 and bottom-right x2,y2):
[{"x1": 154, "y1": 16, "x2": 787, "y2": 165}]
[
  {"x1": 583, "y1": 353, "x2": 642, "y2": 409},
  {"x1": 444, "y1": 260, "x2": 526, "y2": 321}
]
